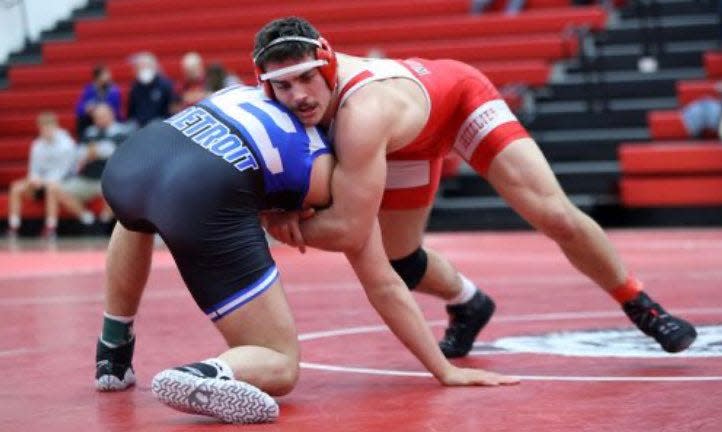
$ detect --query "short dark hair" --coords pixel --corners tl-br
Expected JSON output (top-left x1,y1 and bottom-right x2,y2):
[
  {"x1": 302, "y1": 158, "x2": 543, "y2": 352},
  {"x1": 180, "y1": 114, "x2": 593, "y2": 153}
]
[
  {"x1": 253, "y1": 17, "x2": 321, "y2": 69},
  {"x1": 92, "y1": 64, "x2": 108, "y2": 80}
]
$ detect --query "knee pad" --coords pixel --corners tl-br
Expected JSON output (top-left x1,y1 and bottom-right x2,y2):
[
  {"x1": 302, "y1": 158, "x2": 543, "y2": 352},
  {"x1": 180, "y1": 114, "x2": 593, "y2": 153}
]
[{"x1": 390, "y1": 247, "x2": 428, "y2": 290}]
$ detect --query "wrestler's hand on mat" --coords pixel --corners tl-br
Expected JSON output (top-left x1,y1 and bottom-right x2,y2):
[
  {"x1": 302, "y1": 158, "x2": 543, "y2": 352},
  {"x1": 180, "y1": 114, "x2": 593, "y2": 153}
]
[
  {"x1": 439, "y1": 366, "x2": 519, "y2": 387},
  {"x1": 260, "y1": 209, "x2": 314, "y2": 253}
]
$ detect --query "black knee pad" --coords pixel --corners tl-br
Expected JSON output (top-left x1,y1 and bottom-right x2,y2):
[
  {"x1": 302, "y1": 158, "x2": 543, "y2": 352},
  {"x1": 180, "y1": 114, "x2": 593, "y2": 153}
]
[{"x1": 390, "y1": 247, "x2": 428, "y2": 290}]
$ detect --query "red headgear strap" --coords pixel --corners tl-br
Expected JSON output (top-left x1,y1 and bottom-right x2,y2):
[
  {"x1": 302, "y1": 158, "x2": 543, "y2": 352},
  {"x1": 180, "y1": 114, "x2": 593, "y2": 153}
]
[{"x1": 253, "y1": 36, "x2": 337, "y2": 99}]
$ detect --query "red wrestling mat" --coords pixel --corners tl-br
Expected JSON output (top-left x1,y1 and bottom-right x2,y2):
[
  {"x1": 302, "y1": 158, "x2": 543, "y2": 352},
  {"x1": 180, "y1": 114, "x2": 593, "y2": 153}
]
[{"x1": 1, "y1": 229, "x2": 721, "y2": 431}]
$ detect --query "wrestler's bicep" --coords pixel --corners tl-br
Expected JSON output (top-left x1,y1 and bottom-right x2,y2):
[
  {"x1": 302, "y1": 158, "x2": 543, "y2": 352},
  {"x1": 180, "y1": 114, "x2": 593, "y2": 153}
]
[{"x1": 331, "y1": 105, "x2": 390, "y2": 224}]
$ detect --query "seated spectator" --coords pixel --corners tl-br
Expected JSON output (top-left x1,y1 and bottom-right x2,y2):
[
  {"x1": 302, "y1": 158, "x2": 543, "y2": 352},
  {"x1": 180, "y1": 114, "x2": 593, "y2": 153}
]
[
  {"x1": 6, "y1": 112, "x2": 76, "y2": 238},
  {"x1": 173, "y1": 51, "x2": 208, "y2": 111},
  {"x1": 681, "y1": 83, "x2": 722, "y2": 138},
  {"x1": 127, "y1": 52, "x2": 175, "y2": 128},
  {"x1": 53, "y1": 103, "x2": 132, "y2": 227},
  {"x1": 74, "y1": 64, "x2": 123, "y2": 137},
  {"x1": 205, "y1": 62, "x2": 242, "y2": 92},
  {"x1": 470, "y1": 0, "x2": 526, "y2": 16}
]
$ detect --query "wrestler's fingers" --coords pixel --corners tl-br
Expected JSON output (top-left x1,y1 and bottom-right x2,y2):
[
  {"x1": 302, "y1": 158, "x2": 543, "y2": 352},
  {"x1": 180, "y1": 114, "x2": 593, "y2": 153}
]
[
  {"x1": 280, "y1": 223, "x2": 295, "y2": 246},
  {"x1": 289, "y1": 219, "x2": 306, "y2": 254}
]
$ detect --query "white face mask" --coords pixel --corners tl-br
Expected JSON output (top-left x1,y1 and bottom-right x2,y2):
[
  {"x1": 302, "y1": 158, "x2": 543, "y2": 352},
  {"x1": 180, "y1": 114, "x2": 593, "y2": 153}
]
[{"x1": 137, "y1": 67, "x2": 156, "y2": 84}]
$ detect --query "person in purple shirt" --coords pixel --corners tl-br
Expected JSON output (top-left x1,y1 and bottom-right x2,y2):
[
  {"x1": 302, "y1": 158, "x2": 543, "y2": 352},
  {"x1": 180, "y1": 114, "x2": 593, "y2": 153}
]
[{"x1": 75, "y1": 64, "x2": 123, "y2": 137}]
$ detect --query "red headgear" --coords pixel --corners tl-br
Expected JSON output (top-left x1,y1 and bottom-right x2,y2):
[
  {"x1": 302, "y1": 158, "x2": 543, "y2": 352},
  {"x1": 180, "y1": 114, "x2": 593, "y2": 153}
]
[{"x1": 253, "y1": 36, "x2": 337, "y2": 99}]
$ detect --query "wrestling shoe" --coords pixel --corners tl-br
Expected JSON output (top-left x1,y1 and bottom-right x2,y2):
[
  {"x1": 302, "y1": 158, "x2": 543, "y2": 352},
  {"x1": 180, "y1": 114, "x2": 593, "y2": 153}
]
[
  {"x1": 151, "y1": 362, "x2": 279, "y2": 424},
  {"x1": 95, "y1": 337, "x2": 136, "y2": 391},
  {"x1": 439, "y1": 290, "x2": 496, "y2": 358},
  {"x1": 623, "y1": 292, "x2": 697, "y2": 353}
]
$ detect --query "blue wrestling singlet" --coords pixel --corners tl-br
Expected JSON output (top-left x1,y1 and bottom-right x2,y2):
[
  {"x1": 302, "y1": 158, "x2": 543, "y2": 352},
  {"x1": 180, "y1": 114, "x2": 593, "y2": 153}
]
[{"x1": 102, "y1": 86, "x2": 331, "y2": 320}]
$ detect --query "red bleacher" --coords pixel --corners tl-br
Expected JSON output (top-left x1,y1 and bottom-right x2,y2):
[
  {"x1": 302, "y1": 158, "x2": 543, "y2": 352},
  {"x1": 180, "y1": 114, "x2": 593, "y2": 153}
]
[
  {"x1": 676, "y1": 79, "x2": 719, "y2": 106},
  {"x1": 620, "y1": 177, "x2": 722, "y2": 207},
  {"x1": 647, "y1": 110, "x2": 687, "y2": 140},
  {"x1": 0, "y1": 0, "x2": 607, "y2": 220},
  {"x1": 635, "y1": 50, "x2": 722, "y2": 207},
  {"x1": 648, "y1": 51, "x2": 721, "y2": 141},
  {"x1": 0, "y1": 112, "x2": 75, "y2": 137},
  {"x1": 619, "y1": 141, "x2": 722, "y2": 207},
  {"x1": 104, "y1": 0, "x2": 572, "y2": 17},
  {"x1": 704, "y1": 51, "x2": 722, "y2": 78},
  {"x1": 42, "y1": 33, "x2": 578, "y2": 64},
  {"x1": 0, "y1": 139, "x2": 31, "y2": 162},
  {"x1": 78, "y1": 5, "x2": 603, "y2": 40}
]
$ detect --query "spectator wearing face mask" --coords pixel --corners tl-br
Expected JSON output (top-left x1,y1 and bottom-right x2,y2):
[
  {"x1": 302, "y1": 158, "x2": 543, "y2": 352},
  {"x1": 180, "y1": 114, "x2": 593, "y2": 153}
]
[
  {"x1": 74, "y1": 64, "x2": 123, "y2": 137},
  {"x1": 127, "y1": 52, "x2": 175, "y2": 127}
]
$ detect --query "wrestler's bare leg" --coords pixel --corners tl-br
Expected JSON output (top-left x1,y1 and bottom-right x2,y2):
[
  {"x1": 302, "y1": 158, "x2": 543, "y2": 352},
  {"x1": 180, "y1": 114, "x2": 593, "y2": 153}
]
[{"x1": 486, "y1": 138, "x2": 627, "y2": 291}]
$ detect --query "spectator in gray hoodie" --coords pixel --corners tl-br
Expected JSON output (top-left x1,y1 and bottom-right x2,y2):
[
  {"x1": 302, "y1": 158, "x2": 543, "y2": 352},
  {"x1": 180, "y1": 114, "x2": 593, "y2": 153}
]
[{"x1": 6, "y1": 111, "x2": 76, "y2": 238}]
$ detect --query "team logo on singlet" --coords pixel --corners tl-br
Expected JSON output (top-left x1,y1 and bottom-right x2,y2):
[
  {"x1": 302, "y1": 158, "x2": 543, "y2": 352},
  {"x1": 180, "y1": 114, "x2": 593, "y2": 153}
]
[
  {"x1": 469, "y1": 324, "x2": 722, "y2": 358},
  {"x1": 402, "y1": 59, "x2": 430, "y2": 76},
  {"x1": 454, "y1": 99, "x2": 517, "y2": 159},
  {"x1": 165, "y1": 106, "x2": 259, "y2": 172}
]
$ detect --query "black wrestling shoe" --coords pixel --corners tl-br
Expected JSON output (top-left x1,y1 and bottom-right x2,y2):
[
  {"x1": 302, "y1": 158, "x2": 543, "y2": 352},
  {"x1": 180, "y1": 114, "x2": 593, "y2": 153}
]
[
  {"x1": 95, "y1": 337, "x2": 136, "y2": 391},
  {"x1": 439, "y1": 291, "x2": 496, "y2": 358},
  {"x1": 623, "y1": 292, "x2": 697, "y2": 353}
]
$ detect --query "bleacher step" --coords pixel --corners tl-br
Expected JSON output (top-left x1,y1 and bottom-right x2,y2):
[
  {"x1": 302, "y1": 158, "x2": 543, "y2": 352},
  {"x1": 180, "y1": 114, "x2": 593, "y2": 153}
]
[
  {"x1": 530, "y1": 97, "x2": 677, "y2": 130},
  {"x1": 564, "y1": 49, "x2": 703, "y2": 74},
  {"x1": 619, "y1": 0, "x2": 718, "y2": 19},
  {"x1": 428, "y1": 194, "x2": 619, "y2": 231},
  {"x1": 535, "y1": 127, "x2": 650, "y2": 162},
  {"x1": 442, "y1": 161, "x2": 620, "y2": 198},
  {"x1": 71, "y1": 0, "x2": 107, "y2": 19},
  {"x1": 427, "y1": 197, "x2": 722, "y2": 231},
  {"x1": 546, "y1": 67, "x2": 705, "y2": 99},
  {"x1": 601, "y1": 14, "x2": 718, "y2": 45},
  {"x1": 536, "y1": 97, "x2": 678, "y2": 114}
]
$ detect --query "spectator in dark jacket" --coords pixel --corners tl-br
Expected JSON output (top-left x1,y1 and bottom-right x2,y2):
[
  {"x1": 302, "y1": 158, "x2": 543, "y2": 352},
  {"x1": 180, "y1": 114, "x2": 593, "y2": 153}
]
[
  {"x1": 127, "y1": 52, "x2": 175, "y2": 127},
  {"x1": 75, "y1": 64, "x2": 122, "y2": 137}
]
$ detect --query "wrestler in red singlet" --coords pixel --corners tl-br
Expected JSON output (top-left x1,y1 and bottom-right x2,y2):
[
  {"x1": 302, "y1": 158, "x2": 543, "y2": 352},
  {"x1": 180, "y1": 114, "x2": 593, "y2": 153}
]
[{"x1": 336, "y1": 57, "x2": 529, "y2": 209}]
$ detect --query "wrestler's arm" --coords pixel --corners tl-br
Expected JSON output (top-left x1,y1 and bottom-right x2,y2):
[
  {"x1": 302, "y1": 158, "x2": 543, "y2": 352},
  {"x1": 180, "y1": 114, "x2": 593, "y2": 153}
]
[
  {"x1": 345, "y1": 216, "x2": 518, "y2": 386},
  {"x1": 303, "y1": 152, "x2": 334, "y2": 209},
  {"x1": 296, "y1": 97, "x2": 388, "y2": 253},
  {"x1": 278, "y1": 94, "x2": 518, "y2": 386},
  {"x1": 260, "y1": 152, "x2": 334, "y2": 254}
]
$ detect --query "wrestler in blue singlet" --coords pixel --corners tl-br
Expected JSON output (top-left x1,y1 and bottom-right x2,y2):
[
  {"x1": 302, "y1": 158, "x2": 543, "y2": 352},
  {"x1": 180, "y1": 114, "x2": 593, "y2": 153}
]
[{"x1": 102, "y1": 86, "x2": 330, "y2": 320}]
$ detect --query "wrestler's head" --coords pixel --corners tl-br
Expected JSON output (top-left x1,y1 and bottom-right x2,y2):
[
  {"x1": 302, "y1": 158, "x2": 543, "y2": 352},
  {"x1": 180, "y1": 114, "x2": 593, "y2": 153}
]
[{"x1": 253, "y1": 17, "x2": 337, "y2": 126}]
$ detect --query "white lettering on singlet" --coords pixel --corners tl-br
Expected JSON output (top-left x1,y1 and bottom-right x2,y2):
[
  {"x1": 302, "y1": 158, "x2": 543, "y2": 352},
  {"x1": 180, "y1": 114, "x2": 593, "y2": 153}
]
[
  {"x1": 165, "y1": 107, "x2": 259, "y2": 172},
  {"x1": 453, "y1": 99, "x2": 518, "y2": 160},
  {"x1": 210, "y1": 91, "x2": 285, "y2": 174}
]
